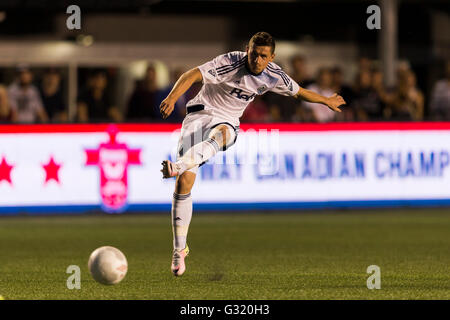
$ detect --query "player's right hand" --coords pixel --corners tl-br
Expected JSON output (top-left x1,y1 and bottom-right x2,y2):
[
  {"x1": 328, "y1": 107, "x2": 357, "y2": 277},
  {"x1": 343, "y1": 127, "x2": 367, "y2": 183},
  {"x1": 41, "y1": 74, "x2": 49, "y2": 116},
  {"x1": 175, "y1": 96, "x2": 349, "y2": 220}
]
[{"x1": 159, "y1": 98, "x2": 175, "y2": 119}]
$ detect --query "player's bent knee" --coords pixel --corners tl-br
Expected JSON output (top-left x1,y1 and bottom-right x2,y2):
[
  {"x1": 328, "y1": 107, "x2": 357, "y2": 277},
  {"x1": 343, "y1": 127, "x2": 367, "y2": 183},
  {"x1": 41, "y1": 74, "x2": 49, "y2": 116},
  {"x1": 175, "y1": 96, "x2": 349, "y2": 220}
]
[
  {"x1": 175, "y1": 171, "x2": 196, "y2": 194},
  {"x1": 208, "y1": 125, "x2": 233, "y2": 149}
]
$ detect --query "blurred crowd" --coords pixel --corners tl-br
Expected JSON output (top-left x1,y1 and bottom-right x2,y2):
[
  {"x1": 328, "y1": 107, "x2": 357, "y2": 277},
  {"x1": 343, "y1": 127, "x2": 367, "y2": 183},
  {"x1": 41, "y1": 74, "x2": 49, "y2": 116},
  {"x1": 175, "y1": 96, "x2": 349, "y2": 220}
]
[
  {"x1": 243, "y1": 56, "x2": 450, "y2": 123},
  {"x1": 0, "y1": 57, "x2": 449, "y2": 124}
]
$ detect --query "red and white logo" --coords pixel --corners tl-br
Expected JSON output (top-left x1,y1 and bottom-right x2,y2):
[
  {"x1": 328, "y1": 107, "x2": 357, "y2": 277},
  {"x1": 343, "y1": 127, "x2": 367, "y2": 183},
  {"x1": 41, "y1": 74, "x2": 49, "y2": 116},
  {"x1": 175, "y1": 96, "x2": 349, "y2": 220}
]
[{"x1": 85, "y1": 125, "x2": 142, "y2": 213}]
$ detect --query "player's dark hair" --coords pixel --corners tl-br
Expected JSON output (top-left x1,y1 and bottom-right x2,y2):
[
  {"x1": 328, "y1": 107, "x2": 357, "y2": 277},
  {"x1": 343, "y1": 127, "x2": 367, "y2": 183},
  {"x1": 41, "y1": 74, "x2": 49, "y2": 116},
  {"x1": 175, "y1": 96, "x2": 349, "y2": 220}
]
[{"x1": 249, "y1": 32, "x2": 275, "y2": 54}]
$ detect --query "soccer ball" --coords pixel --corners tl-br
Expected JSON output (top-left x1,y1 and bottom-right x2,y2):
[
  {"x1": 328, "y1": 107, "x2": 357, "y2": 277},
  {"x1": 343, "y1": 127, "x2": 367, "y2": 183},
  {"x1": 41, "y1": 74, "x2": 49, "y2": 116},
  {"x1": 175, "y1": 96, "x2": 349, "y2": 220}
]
[{"x1": 88, "y1": 246, "x2": 128, "y2": 285}]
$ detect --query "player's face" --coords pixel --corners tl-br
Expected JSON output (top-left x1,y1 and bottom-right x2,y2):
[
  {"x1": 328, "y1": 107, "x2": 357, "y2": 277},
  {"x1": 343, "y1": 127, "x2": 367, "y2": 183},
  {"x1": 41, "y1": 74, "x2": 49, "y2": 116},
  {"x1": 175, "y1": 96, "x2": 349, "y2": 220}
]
[{"x1": 246, "y1": 45, "x2": 275, "y2": 74}]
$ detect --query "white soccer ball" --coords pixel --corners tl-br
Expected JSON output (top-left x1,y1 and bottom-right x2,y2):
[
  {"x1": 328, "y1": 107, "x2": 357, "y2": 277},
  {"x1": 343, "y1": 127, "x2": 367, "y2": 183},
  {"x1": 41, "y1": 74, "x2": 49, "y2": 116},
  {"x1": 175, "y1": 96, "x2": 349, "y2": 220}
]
[{"x1": 88, "y1": 246, "x2": 128, "y2": 285}]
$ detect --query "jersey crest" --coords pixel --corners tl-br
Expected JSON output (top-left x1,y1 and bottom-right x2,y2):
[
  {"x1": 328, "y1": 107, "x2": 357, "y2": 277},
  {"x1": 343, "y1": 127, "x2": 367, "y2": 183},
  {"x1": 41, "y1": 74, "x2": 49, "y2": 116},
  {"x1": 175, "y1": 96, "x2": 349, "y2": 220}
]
[{"x1": 257, "y1": 85, "x2": 268, "y2": 95}]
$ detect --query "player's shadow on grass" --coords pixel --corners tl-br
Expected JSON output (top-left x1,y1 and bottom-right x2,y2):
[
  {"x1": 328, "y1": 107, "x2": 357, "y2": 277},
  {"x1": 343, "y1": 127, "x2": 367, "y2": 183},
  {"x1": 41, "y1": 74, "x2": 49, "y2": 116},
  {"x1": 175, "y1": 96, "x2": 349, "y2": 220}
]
[
  {"x1": 204, "y1": 264, "x2": 226, "y2": 282},
  {"x1": 207, "y1": 272, "x2": 225, "y2": 282}
]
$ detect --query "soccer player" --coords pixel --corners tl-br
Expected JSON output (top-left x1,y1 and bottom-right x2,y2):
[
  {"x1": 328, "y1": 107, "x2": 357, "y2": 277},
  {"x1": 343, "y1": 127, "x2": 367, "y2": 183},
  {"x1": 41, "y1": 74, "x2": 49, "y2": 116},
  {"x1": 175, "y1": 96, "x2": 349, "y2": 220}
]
[{"x1": 159, "y1": 32, "x2": 346, "y2": 276}]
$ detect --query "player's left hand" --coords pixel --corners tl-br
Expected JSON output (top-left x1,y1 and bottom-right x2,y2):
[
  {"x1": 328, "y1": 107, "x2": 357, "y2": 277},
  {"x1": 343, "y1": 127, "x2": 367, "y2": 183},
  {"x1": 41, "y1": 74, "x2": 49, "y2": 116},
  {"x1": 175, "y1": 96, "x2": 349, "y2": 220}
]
[{"x1": 326, "y1": 94, "x2": 346, "y2": 112}]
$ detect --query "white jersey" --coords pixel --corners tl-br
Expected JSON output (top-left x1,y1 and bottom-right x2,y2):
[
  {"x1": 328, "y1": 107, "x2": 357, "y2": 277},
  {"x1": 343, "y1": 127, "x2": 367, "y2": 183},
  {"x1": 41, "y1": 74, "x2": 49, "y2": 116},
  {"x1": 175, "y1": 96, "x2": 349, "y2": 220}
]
[{"x1": 188, "y1": 51, "x2": 300, "y2": 126}]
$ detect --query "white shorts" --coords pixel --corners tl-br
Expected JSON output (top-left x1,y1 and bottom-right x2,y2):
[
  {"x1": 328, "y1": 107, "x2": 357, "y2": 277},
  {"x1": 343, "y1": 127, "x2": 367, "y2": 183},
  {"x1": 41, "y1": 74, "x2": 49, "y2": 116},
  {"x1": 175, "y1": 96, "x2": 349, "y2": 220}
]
[{"x1": 176, "y1": 108, "x2": 240, "y2": 175}]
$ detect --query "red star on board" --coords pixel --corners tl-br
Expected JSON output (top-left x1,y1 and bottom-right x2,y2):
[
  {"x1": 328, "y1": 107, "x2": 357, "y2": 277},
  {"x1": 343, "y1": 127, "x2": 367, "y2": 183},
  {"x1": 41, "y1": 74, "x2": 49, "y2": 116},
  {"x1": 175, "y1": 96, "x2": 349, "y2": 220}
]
[
  {"x1": 43, "y1": 156, "x2": 61, "y2": 184},
  {"x1": 0, "y1": 156, "x2": 14, "y2": 185}
]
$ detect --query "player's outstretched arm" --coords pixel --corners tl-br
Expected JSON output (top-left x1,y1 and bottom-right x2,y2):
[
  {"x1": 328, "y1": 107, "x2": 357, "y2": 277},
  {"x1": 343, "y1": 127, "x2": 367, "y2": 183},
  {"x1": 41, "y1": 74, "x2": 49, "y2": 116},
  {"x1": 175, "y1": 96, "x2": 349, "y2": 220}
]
[
  {"x1": 159, "y1": 68, "x2": 203, "y2": 119},
  {"x1": 294, "y1": 87, "x2": 346, "y2": 112}
]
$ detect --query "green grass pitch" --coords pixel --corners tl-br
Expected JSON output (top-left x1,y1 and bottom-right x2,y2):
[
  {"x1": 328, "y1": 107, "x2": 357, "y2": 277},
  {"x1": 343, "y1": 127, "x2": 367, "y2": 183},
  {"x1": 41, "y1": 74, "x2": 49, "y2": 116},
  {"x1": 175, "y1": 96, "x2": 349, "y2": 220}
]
[{"x1": 0, "y1": 209, "x2": 449, "y2": 299}]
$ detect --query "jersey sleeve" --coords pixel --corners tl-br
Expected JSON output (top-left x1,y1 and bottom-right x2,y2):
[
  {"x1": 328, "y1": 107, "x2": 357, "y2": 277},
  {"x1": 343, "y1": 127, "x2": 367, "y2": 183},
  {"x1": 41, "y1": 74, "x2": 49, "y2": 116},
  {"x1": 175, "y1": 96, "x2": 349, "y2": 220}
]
[
  {"x1": 197, "y1": 52, "x2": 244, "y2": 85},
  {"x1": 269, "y1": 69, "x2": 300, "y2": 97}
]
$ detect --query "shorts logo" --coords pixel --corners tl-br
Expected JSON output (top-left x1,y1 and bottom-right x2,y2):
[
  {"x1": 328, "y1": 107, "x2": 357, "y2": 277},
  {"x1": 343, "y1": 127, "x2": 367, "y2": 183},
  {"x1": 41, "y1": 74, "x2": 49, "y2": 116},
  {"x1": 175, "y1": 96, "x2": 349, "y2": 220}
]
[
  {"x1": 208, "y1": 69, "x2": 216, "y2": 77},
  {"x1": 257, "y1": 85, "x2": 267, "y2": 95},
  {"x1": 288, "y1": 82, "x2": 293, "y2": 92}
]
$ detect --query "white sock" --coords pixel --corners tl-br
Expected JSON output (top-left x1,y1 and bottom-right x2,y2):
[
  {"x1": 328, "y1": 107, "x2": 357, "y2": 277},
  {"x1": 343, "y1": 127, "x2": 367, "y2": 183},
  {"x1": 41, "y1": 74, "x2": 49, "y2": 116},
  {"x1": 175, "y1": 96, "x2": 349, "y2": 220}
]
[
  {"x1": 171, "y1": 192, "x2": 193, "y2": 250},
  {"x1": 175, "y1": 138, "x2": 220, "y2": 175}
]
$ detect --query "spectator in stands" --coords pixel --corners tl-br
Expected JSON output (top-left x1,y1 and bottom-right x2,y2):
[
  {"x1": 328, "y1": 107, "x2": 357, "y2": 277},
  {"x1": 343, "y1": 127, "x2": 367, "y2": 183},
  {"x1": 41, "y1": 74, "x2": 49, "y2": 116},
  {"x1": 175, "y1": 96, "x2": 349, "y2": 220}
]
[
  {"x1": 0, "y1": 85, "x2": 17, "y2": 123},
  {"x1": 331, "y1": 66, "x2": 354, "y2": 104},
  {"x1": 39, "y1": 68, "x2": 67, "y2": 123},
  {"x1": 126, "y1": 64, "x2": 161, "y2": 122},
  {"x1": 8, "y1": 65, "x2": 48, "y2": 124},
  {"x1": 387, "y1": 69, "x2": 424, "y2": 121},
  {"x1": 372, "y1": 69, "x2": 389, "y2": 99},
  {"x1": 290, "y1": 55, "x2": 314, "y2": 88},
  {"x1": 331, "y1": 66, "x2": 355, "y2": 121},
  {"x1": 291, "y1": 105, "x2": 316, "y2": 123},
  {"x1": 352, "y1": 69, "x2": 385, "y2": 121},
  {"x1": 157, "y1": 67, "x2": 187, "y2": 122},
  {"x1": 396, "y1": 61, "x2": 411, "y2": 84},
  {"x1": 302, "y1": 68, "x2": 336, "y2": 123},
  {"x1": 77, "y1": 69, "x2": 122, "y2": 123},
  {"x1": 429, "y1": 60, "x2": 450, "y2": 120},
  {"x1": 358, "y1": 56, "x2": 372, "y2": 73},
  {"x1": 241, "y1": 95, "x2": 271, "y2": 122},
  {"x1": 263, "y1": 91, "x2": 297, "y2": 122},
  {"x1": 268, "y1": 103, "x2": 283, "y2": 122},
  {"x1": 371, "y1": 68, "x2": 395, "y2": 117}
]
